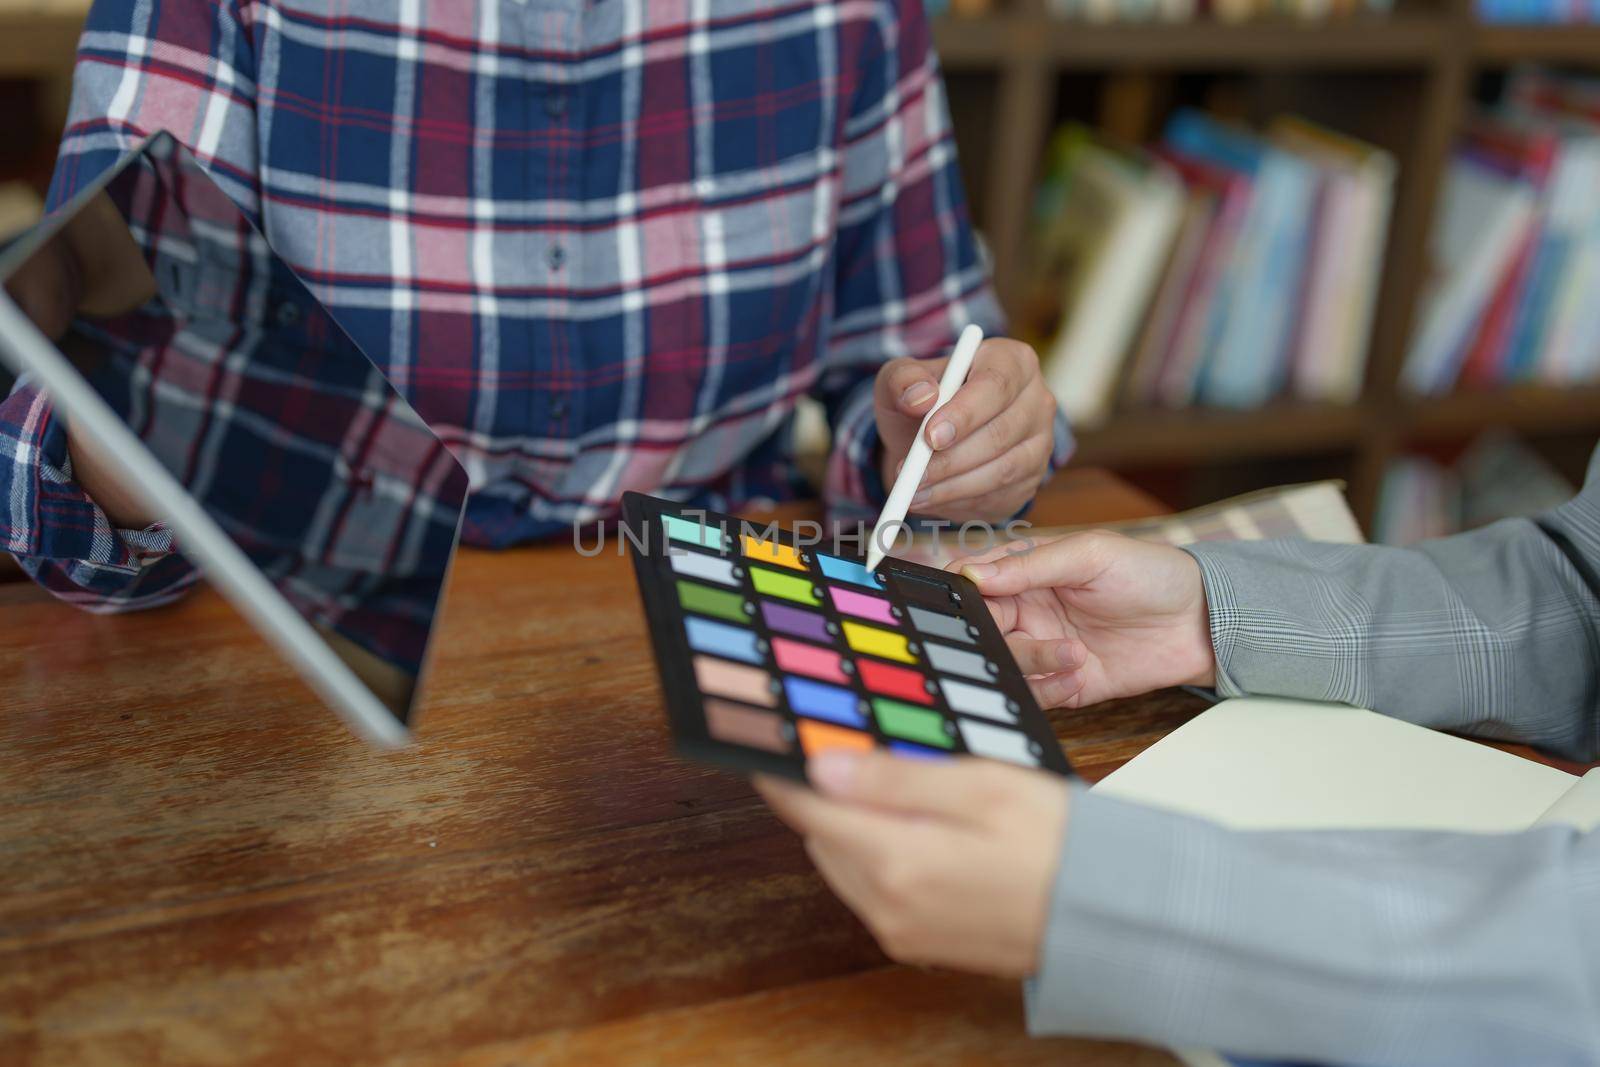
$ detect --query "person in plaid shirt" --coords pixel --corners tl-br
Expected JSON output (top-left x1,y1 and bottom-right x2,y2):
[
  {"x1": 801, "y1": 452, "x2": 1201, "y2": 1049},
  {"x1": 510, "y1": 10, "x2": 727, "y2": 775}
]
[{"x1": 2, "y1": 0, "x2": 1071, "y2": 610}]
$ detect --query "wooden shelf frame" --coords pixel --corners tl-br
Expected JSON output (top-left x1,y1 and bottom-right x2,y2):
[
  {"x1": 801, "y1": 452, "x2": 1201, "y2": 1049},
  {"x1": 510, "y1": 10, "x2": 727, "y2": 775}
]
[{"x1": 935, "y1": 0, "x2": 1600, "y2": 528}]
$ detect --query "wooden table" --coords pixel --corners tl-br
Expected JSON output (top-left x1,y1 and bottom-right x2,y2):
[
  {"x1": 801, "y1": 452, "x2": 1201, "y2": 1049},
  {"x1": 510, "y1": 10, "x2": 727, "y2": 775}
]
[{"x1": 0, "y1": 469, "x2": 1200, "y2": 1066}]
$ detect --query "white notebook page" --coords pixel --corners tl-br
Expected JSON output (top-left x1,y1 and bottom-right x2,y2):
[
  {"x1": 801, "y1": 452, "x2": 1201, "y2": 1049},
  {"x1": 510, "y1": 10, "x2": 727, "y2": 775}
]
[
  {"x1": 1093, "y1": 697, "x2": 1577, "y2": 833},
  {"x1": 1534, "y1": 768, "x2": 1600, "y2": 831}
]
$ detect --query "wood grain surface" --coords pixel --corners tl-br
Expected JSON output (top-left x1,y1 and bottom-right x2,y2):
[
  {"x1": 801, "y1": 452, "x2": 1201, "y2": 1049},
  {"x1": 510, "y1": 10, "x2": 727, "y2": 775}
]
[{"x1": 0, "y1": 470, "x2": 1199, "y2": 1066}]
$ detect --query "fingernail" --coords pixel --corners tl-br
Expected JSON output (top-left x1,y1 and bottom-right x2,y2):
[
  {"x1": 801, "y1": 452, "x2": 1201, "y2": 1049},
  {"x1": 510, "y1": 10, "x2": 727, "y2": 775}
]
[
  {"x1": 961, "y1": 563, "x2": 997, "y2": 581},
  {"x1": 1055, "y1": 640, "x2": 1080, "y2": 669},
  {"x1": 928, "y1": 421, "x2": 956, "y2": 449},
  {"x1": 911, "y1": 489, "x2": 931, "y2": 508},
  {"x1": 900, "y1": 382, "x2": 936, "y2": 408},
  {"x1": 810, "y1": 751, "x2": 860, "y2": 794}
]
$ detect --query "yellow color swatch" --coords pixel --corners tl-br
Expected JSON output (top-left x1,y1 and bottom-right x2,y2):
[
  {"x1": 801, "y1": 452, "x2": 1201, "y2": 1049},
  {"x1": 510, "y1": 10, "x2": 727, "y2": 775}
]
[
  {"x1": 741, "y1": 535, "x2": 805, "y2": 571},
  {"x1": 841, "y1": 620, "x2": 916, "y2": 664}
]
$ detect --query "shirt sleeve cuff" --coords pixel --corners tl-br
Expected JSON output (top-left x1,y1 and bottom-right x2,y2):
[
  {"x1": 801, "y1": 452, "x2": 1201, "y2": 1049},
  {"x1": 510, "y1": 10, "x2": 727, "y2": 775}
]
[
  {"x1": 1180, "y1": 539, "x2": 1381, "y2": 706},
  {"x1": 10, "y1": 387, "x2": 175, "y2": 573},
  {"x1": 1010, "y1": 406, "x2": 1076, "y2": 524},
  {"x1": 1177, "y1": 544, "x2": 1251, "y2": 699},
  {"x1": 822, "y1": 375, "x2": 887, "y2": 526}
]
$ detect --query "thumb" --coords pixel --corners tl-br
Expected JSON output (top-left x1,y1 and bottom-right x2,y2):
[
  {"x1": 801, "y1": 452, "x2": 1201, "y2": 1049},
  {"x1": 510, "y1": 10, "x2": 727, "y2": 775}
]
[
  {"x1": 957, "y1": 532, "x2": 1111, "y2": 597},
  {"x1": 809, "y1": 748, "x2": 1013, "y2": 824}
]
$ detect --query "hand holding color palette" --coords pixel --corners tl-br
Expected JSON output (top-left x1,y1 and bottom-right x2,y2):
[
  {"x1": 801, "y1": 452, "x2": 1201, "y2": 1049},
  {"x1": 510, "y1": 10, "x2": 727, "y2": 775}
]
[{"x1": 623, "y1": 493, "x2": 1073, "y2": 781}]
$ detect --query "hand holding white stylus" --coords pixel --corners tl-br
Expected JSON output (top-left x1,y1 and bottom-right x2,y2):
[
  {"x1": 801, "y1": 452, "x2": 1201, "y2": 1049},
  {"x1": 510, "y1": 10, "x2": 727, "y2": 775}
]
[{"x1": 864, "y1": 324, "x2": 985, "y2": 571}]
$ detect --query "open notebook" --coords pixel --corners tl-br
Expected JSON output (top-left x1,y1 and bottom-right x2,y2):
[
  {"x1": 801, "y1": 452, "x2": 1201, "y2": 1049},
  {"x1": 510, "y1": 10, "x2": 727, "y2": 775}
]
[{"x1": 1091, "y1": 697, "x2": 1600, "y2": 1067}]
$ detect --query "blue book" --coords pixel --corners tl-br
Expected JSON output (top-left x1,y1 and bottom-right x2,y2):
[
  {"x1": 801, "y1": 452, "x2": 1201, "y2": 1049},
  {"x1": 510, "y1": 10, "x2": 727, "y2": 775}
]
[
  {"x1": 1164, "y1": 109, "x2": 1316, "y2": 409},
  {"x1": 1501, "y1": 131, "x2": 1600, "y2": 380},
  {"x1": 1502, "y1": 214, "x2": 1567, "y2": 380}
]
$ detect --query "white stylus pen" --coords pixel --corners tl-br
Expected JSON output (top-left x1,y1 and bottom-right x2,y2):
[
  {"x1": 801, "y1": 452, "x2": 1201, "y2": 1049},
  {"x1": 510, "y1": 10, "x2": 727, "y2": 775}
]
[{"x1": 864, "y1": 323, "x2": 985, "y2": 572}]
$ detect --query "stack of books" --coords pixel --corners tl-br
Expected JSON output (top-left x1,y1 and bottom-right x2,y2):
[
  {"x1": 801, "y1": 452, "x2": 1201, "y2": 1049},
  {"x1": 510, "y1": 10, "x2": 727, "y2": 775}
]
[
  {"x1": 1372, "y1": 432, "x2": 1576, "y2": 545},
  {"x1": 1030, "y1": 112, "x2": 1395, "y2": 426},
  {"x1": 1403, "y1": 70, "x2": 1600, "y2": 396},
  {"x1": 1477, "y1": 0, "x2": 1600, "y2": 23},
  {"x1": 1374, "y1": 455, "x2": 1461, "y2": 546}
]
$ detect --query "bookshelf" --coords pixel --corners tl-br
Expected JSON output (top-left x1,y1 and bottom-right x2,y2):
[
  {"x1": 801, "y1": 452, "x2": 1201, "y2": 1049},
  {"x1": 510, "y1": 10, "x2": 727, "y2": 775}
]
[{"x1": 935, "y1": 0, "x2": 1600, "y2": 527}]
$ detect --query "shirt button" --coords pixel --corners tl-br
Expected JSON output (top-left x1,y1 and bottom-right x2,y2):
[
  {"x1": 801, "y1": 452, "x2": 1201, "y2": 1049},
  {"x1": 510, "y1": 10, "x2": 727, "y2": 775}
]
[
  {"x1": 547, "y1": 244, "x2": 566, "y2": 271},
  {"x1": 545, "y1": 90, "x2": 566, "y2": 118},
  {"x1": 274, "y1": 302, "x2": 301, "y2": 328},
  {"x1": 549, "y1": 398, "x2": 570, "y2": 419}
]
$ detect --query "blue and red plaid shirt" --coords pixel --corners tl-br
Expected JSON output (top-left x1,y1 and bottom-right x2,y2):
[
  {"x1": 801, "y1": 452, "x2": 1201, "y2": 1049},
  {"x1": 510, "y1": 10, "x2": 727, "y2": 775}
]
[{"x1": 3, "y1": 0, "x2": 1069, "y2": 610}]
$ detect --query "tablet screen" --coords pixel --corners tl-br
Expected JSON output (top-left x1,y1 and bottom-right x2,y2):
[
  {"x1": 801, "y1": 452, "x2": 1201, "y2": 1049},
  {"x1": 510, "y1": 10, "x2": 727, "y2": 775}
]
[{"x1": 0, "y1": 134, "x2": 467, "y2": 725}]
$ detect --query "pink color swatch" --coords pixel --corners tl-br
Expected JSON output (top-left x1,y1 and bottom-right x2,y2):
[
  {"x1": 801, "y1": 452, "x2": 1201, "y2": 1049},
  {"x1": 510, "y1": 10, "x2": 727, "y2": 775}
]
[
  {"x1": 771, "y1": 637, "x2": 849, "y2": 684},
  {"x1": 827, "y1": 586, "x2": 897, "y2": 627}
]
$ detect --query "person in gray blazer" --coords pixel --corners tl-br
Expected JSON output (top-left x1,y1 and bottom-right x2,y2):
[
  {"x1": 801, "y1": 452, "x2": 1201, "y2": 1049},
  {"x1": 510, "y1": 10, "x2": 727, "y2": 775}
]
[{"x1": 757, "y1": 446, "x2": 1600, "y2": 1066}]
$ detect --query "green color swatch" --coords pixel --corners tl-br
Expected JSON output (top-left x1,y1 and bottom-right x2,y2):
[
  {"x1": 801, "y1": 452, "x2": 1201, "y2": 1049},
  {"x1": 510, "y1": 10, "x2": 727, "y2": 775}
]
[
  {"x1": 750, "y1": 567, "x2": 820, "y2": 606},
  {"x1": 872, "y1": 699, "x2": 953, "y2": 749},
  {"x1": 677, "y1": 580, "x2": 748, "y2": 624}
]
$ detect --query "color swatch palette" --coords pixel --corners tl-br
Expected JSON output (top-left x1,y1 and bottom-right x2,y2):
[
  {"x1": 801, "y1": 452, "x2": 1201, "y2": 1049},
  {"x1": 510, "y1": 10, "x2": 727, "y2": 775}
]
[{"x1": 623, "y1": 492, "x2": 1072, "y2": 780}]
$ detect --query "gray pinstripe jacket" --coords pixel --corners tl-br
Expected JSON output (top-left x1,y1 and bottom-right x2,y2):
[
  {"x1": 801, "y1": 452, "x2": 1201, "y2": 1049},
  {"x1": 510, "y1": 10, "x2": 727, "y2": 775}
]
[{"x1": 1026, "y1": 446, "x2": 1600, "y2": 1066}]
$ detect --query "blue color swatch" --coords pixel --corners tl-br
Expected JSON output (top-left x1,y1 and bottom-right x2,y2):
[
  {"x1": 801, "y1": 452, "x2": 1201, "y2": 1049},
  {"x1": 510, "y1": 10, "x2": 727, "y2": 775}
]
[
  {"x1": 685, "y1": 616, "x2": 763, "y2": 665},
  {"x1": 783, "y1": 676, "x2": 866, "y2": 728},
  {"x1": 816, "y1": 553, "x2": 882, "y2": 589}
]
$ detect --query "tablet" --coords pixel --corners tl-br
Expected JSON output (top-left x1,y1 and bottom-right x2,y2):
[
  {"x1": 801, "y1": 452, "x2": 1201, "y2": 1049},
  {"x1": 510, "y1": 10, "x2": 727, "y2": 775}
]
[
  {"x1": 622, "y1": 491, "x2": 1073, "y2": 780},
  {"x1": 0, "y1": 132, "x2": 468, "y2": 746}
]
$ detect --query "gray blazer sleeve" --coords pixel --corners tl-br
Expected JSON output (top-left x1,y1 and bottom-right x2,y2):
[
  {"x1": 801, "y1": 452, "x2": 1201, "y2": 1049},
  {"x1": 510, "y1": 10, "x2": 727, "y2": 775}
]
[
  {"x1": 1023, "y1": 446, "x2": 1600, "y2": 1061},
  {"x1": 1184, "y1": 445, "x2": 1600, "y2": 761}
]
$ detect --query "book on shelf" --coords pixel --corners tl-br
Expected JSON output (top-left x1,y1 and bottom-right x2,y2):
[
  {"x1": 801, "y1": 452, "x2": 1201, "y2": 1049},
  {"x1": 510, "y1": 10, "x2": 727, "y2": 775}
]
[
  {"x1": 1143, "y1": 147, "x2": 1255, "y2": 411},
  {"x1": 1372, "y1": 432, "x2": 1576, "y2": 545},
  {"x1": 1403, "y1": 70, "x2": 1600, "y2": 396},
  {"x1": 1166, "y1": 110, "x2": 1319, "y2": 410},
  {"x1": 1405, "y1": 122, "x2": 1548, "y2": 396},
  {"x1": 1029, "y1": 112, "x2": 1393, "y2": 425},
  {"x1": 1032, "y1": 126, "x2": 1184, "y2": 426},
  {"x1": 1373, "y1": 454, "x2": 1461, "y2": 545},
  {"x1": 1270, "y1": 117, "x2": 1396, "y2": 406},
  {"x1": 1121, "y1": 178, "x2": 1218, "y2": 408}
]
